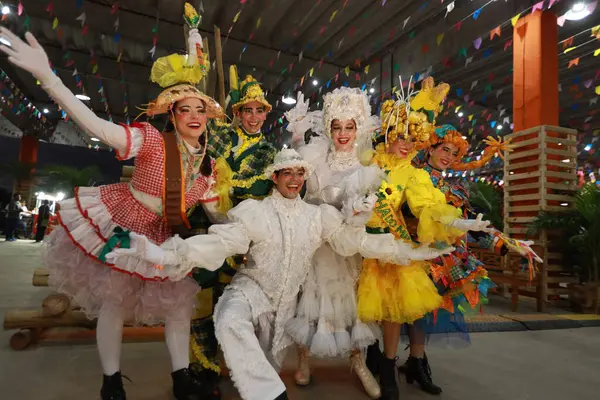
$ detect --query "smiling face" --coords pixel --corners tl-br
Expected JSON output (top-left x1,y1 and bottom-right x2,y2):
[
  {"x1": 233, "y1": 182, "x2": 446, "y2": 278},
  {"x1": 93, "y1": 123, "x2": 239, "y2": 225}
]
[
  {"x1": 237, "y1": 101, "x2": 267, "y2": 134},
  {"x1": 169, "y1": 98, "x2": 208, "y2": 146},
  {"x1": 387, "y1": 137, "x2": 417, "y2": 159},
  {"x1": 272, "y1": 167, "x2": 306, "y2": 199},
  {"x1": 429, "y1": 142, "x2": 460, "y2": 171},
  {"x1": 331, "y1": 119, "x2": 357, "y2": 152}
]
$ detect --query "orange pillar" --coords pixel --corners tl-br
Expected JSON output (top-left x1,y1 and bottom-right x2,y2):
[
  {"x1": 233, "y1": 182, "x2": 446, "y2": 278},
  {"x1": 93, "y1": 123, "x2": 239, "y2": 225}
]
[
  {"x1": 16, "y1": 135, "x2": 39, "y2": 202},
  {"x1": 510, "y1": 12, "x2": 561, "y2": 312},
  {"x1": 513, "y1": 11, "x2": 558, "y2": 131}
]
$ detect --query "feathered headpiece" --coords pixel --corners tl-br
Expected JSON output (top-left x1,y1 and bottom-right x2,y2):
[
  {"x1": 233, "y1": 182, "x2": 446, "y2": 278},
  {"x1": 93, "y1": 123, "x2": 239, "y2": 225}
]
[
  {"x1": 377, "y1": 76, "x2": 449, "y2": 146},
  {"x1": 142, "y1": 3, "x2": 222, "y2": 118},
  {"x1": 321, "y1": 87, "x2": 377, "y2": 139},
  {"x1": 420, "y1": 124, "x2": 513, "y2": 170}
]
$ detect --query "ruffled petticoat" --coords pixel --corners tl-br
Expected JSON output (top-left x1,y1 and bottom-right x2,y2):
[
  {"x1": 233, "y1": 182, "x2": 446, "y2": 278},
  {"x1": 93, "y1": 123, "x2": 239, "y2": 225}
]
[
  {"x1": 357, "y1": 259, "x2": 442, "y2": 325},
  {"x1": 285, "y1": 244, "x2": 379, "y2": 358},
  {"x1": 47, "y1": 186, "x2": 199, "y2": 325}
]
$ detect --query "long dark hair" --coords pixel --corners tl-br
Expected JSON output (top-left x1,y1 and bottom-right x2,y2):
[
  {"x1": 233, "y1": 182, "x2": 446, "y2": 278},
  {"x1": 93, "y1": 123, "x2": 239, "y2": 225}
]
[{"x1": 166, "y1": 102, "x2": 212, "y2": 177}]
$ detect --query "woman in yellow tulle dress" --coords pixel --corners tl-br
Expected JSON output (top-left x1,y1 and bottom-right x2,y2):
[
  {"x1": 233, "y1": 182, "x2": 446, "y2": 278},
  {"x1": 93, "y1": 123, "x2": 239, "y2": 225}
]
[{"x1": 358, "y1": 78, "x2": 493, "y2": 400}]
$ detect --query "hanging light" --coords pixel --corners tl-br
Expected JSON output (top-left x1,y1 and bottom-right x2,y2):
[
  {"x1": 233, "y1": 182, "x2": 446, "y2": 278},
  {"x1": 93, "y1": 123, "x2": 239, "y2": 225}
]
[
  {"x1": 496, "y1": 124, "x2": 503, "y2": 130},
  {"x1": 565, "y1": 2, "x2": 592, "y2": 21},
  {"x1": 91, "y1": 137, "x2": 100, "y2": 142},
  {"x1": 458, "y1": 112, "x2": 464, "y2": 117},
  {"x1": 369, "y1": 87, "x2": 375, "y2": 94},
  {"x1": 43, "y1": 108, "x2": 49, "y2": 114},
  {"x1": 312, "y1": 79, "x2": 319, "y2": 86},
  {"x1": 282, "y1": 94, "x2": 296, "y2": 105},
  {"x1": 584, "y1": 144, "x2": 592, "y2": 151},
  {"x1": 1, "y1": 6, "x2": 10, "y2": 15}
]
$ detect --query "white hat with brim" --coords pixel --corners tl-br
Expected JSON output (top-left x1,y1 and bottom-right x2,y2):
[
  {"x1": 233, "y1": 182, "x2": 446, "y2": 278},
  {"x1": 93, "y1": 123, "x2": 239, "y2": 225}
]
[{"x1": 264, "y1": 148, "x2": 315, "y2": 179}]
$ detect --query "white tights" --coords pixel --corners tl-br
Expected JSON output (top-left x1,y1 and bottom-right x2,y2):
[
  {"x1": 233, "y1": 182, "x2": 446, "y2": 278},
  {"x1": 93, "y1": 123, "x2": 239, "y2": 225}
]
[{"x1": 96, "y1": 302, "x2": 193, "y2": 375}]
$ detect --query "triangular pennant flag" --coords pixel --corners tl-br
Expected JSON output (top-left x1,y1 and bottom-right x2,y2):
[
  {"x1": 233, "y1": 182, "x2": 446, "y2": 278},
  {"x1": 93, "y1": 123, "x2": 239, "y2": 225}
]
[
  {"x1": 445, "y1": 1, "x2": 455, "y2": 17},
  {"x1": 596, "y1": 85, "x2": 600, "y2": 95},
  {"x1": 592, "y1": 25, "x2": 600, "y2": 39},
  {"x1": 465, "y1": 56, "x2": 473, "y2": 67},
  {"x1": 344, "y1": 66, "x2": 350, "y2": 76},
  {"x1": 474, "y1": 37, "x2": 482, "y2": 49},
  {"x1": 436, "y1": 33, "x2": 444, "y2": 46},
  {"x1": 568, "y1": 58, "x2": 580, "y2": 68},
  {"x1": 496, "y1": 88, "x2": 504, "y2": 98},
  {"x1": 548, "y1": 0, "x2": 559, "y2": 8},
  {"x1": 594, "y1": 48, "x2": 600, "y2": 56},
  {"x1": 532, "y1": 1, "x2": 545, "y2": 13},
  {"x1": 585, "y1": 79, "x2": 594, "y2": 88},
  {"x1": 471, "y1": 80, "x2": 478, "y2": 90},
  {"x1": 364, "y1": 65, "x2": 370, "y2": 74},
  {"x1": 591, "y1": 97, "x2": 598, "y2": 105},
  {"x1": 511, "y1": 13, "x2": 521, "y2": 27},
  {"x1": 490, "y1": 26, "x2": 501, "y2": 40},
  {"x1": 468, "y1": 114, "x2": 474, "y2": 121},
  {"x1": 309, "y1": 68, "x2": 314, "y2": 77},
  {"x1": 76, "y1": 12, "x2": 86, "y2": 26},
  {"x1": 503, "y1": 117, "x2": 510, "y2": 124},
  {"x1": 458, "y1": 47, "x2": 468, "y2": 58},
  {"x1": 557, "y1": 15, "x2": 566, "y2": 27},
  {"x1": 504, "y1": 39, "x2": 513, "y2": 51},
  {"x1": 421, "y1": 44, "x2": 429, "y2": 53},
  {"x1": 473, "y1": 9, "x2": 481, "y2": 20},
  {"x1": 562, "y1": 36, "x2": 574, "y2": 49},
  {"x1": 564, "y1": 47, "x2": 576, "y2": 54},
  {"x1": 52, "y1": 17, "x2": 59, "y2": 30},
  {"x1": 499, "y1": 109, "x2": 506, "y2": 117},
  {"x1": 330, "y1": 10, "x2": 338, "y2": 22}
]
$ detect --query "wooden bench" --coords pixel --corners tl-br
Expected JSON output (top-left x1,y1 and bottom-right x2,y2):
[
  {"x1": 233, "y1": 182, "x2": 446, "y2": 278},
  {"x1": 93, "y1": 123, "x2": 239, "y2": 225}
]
[{"x1": 469, "y1": 245, "x2": 531, "y2": 312}]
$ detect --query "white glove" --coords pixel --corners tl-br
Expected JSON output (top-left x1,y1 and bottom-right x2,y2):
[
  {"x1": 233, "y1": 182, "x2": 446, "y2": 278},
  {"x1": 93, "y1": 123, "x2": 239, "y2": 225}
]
[
  {"x1": 353, "y1": 193, "x2": 378, "y2": 214},
  {"x1": 511, "y1": 239, "x2": 544, "y2": 263},
  {"x1": 105, "y1": 232, "x2": 177, "y2": 267},
  {"x1": 285, "y1": 92, "x2": 313, "y2": 143},
  {"x1": 391, "y1": 242, "x2": 455, "y2": 265},
  {"x1": 0, "y1": 28, "x2": 55, "y2": 84},
  {"x1": 449, "y1": 213, "x2": 493, "y2": 233}
]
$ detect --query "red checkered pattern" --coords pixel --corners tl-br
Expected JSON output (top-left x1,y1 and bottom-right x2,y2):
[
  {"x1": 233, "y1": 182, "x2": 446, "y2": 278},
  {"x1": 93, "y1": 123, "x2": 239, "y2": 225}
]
[{"x1": 97, "y1": 122, "x2": 216, "y2": 244}]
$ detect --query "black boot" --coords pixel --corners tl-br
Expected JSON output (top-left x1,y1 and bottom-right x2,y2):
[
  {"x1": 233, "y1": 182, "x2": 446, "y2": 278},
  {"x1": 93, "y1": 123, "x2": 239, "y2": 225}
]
[
  {"x1": 405, "y1": 355, "x2": 442, "y2": 395},
  {"x1": 396, "y1": 357, "x2": 409, "y2": 375},
  {"x1": 379, "y1": 356, "x2": 399, "y2": 400},
  {"x1": 172, "y1": 367, "x2": 216, "y2": 400},
  {"x1": 100, "y1": 372, "x2": 127, "y2": 400},
  {"x1": 365, "y1": 341, "x2": 382, "y2": 377},
  {"x1": 275, "y1": 391, "x2": 288, "y2": 400}
]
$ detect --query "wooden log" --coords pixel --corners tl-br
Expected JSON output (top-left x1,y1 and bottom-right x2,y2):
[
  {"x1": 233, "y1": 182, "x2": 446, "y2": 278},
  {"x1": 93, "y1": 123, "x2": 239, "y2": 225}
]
[
  {"x1": 32, "y1": 268, "x2": 49, "y2": 287},
  {"x1": 213, "y1": 25, "x2": 226, "y2": 108},
  {"x1": 42, "y1": 294, "x2": 71, "y2": 317},
  {"x1": 3, "y1": 309, "x2": 95, "y2": 330},
  {"x1": 10, "y1": 329, "x2": 37, "y2": 351}
]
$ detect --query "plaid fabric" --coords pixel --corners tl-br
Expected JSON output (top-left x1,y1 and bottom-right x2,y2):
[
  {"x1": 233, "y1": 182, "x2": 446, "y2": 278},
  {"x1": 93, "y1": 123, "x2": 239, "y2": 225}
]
[{"x1": 207, "y1": 122, "x2": 276, "y2": 205}]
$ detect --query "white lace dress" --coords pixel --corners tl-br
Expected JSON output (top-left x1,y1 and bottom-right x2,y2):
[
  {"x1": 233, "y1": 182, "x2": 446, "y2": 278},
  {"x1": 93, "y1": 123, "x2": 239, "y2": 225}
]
[{"x1": 285, "y1": 136, "x2": 384, "y2": 357}]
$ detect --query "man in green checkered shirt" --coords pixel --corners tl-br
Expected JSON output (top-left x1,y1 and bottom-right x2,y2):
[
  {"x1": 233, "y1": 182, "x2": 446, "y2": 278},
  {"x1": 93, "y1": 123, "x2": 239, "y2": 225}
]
[{"x1": 187, "y1": 71, "x2": 276, "y2": 399}]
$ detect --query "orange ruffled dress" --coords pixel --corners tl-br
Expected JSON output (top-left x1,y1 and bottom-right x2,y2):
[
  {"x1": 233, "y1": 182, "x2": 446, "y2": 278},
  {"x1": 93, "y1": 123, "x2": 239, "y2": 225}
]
[{"x1": 357, "y1": 147, "x2": 464, "y2": 325}]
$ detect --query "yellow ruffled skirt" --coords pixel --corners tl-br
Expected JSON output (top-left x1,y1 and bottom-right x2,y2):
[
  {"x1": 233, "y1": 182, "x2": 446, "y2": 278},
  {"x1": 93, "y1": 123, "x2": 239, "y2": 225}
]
[{"x1": 357, "y1": 259, "x2": 442, "y2": 325}]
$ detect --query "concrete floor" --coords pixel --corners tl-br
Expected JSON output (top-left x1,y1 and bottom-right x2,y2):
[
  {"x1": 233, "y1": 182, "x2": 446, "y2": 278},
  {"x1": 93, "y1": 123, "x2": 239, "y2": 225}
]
[{"x1": 1, "y1": 239, "x2": 600, "y2": 400}]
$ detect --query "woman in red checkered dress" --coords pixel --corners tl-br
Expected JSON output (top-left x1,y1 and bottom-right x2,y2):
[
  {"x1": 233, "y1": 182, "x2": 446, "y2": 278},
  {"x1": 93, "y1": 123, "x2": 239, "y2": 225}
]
[{"x1": 0, "y1": 9, "x2": 228, "y2": 398}]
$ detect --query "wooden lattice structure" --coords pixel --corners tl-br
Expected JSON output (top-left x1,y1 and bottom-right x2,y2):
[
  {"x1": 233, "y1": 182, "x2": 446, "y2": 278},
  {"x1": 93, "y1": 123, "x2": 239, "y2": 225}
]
[{"x1": 503, "y1": 125, "x2": 578, "y2": 312}]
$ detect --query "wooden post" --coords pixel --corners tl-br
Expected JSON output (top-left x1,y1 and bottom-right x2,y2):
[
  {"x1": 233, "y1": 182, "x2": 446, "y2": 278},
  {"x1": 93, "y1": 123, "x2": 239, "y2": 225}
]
[{"x1": 213, "y1": 26, "x2": 226, "y2": 108}]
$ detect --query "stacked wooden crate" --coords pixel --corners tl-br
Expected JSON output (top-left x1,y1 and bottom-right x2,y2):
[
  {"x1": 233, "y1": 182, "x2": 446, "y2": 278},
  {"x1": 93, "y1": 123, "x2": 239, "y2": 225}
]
[{"x1": 503, "y1": 125, "x2": 578, "y2": 312}]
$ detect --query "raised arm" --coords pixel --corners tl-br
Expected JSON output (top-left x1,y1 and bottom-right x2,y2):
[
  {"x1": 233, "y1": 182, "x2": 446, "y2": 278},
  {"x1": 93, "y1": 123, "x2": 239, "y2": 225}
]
[
  {"x1": 0, "y1": 29, "x2": 133, "y2": 155},
  {"x1": 319, "y1": 204, "x2": 452, "y2": 266}
]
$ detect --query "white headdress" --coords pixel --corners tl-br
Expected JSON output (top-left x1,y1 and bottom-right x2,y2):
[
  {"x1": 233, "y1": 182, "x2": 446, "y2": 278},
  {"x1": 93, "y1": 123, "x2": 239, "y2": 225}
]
[
  {"x1": 264, "y1": 148, "x2": 315, "y2": 178},
  {"x1": 321, "y1": 87, "x2": 379, "y2": 140}
]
